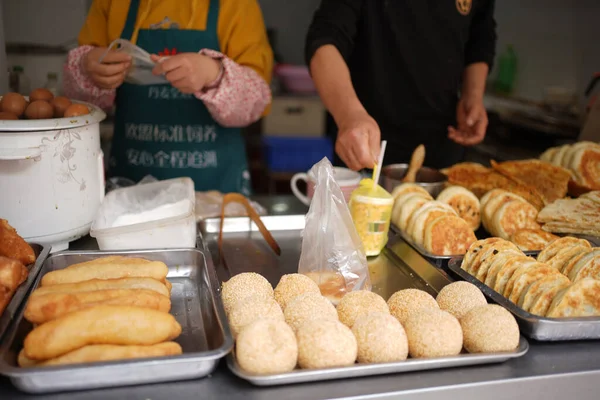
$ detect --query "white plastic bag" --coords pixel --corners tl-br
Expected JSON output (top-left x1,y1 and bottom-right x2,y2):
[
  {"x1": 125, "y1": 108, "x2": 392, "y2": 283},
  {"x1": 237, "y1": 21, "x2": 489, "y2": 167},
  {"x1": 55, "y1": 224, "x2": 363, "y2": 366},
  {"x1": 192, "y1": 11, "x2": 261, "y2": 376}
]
[
  {"x1": 298, "y1": 158, "x2": 370, "y2": 304},
  {"x1": 101, "y1": 39, "x2": 168, "y2": 85}
]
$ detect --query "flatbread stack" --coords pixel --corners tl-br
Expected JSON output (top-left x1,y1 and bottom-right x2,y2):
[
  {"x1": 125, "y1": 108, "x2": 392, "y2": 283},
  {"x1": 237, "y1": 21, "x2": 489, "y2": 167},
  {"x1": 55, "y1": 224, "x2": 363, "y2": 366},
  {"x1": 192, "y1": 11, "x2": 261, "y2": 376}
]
[
  {"x1": 436, "y1": 186, "x2": 481, "y2": 231},
  {"x1": 491, "y1": 159, "x2": 571, "y2": 204},
  {"x1": 391, "y1": 183, "x2": 477, "y2": 256},
  {"x1": 441, "y1": 163, "x2": 545, "y2": 210},
  {"x1": 537, "y1": 191, "x2": 600, "y2": 237},
  {"x1": 540, "y1": 141, "x2": 600, "y2": 191},
  {"x1": 509, "y1": 229, "x2": 559, "y2": 252},
  {"x1": 480, "y1": 189, "x2": 540, "y2": 240},
  {"x1": 460, "y1": 237, "x2": 600, "y2": 318}
]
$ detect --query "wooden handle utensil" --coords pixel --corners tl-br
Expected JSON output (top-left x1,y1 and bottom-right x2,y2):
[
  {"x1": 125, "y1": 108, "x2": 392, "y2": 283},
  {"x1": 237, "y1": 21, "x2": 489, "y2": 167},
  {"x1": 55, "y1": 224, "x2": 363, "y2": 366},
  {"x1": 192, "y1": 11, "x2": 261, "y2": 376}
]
[{"x1": 402, "y1": 144, "x2": 425, "y2": 183}]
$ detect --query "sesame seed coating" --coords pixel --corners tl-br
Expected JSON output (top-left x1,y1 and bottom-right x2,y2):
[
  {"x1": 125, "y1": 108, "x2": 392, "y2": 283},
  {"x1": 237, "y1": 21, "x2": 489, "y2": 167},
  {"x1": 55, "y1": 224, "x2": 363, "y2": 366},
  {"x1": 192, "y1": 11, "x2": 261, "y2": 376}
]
[
  {"x1": 274, "y1": 274, "x2": 321, "y2": 310},
  {"x1": 227, "y1": 295, "x2": 284, "y2": 339},
  {"x1": 352, "y1": 312, "x2": 409, "y2": 363},
  {"x1": 436, "y1": 281, "x2": 487, "y2": 320},
  {"x1": 296, "y1": 319, "x2": 357, "y2": 369},
  {"x1": 284, "y1": 292, "x2": 338, "y2": 332},
  {"x1": 403, "y1": 309, "x2": 463, "y2": 358},
  {"x1": 337, "y1": 290, "x2": 390, "y2": 328},
  {"x1": 387, "y1": 289, "x2": 439, "y2": 325},
  {"x1": 221, "y1": 272, "x2": 273, "y2": 314},
  {"x1": 236, "y1": 319, "x2": 298, "y2": 375},
  {"x1": 460, "y1": 304, "x2": 520, "y2": 353}
]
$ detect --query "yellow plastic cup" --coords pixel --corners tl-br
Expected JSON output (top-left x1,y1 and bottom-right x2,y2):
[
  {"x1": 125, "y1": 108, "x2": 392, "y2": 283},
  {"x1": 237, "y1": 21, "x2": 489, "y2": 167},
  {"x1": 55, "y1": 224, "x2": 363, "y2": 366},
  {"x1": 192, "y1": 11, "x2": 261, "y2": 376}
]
[{"x1": 349, "y1": 179, "x2": 394, "y2": 256}]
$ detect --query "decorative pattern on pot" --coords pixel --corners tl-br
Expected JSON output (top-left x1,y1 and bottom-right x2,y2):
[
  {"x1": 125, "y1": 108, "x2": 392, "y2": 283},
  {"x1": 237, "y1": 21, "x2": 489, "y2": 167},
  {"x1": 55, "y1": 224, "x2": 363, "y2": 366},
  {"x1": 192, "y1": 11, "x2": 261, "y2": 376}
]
[{"x1": 41, "y1": 129, "x2": 87, "y2": 191}]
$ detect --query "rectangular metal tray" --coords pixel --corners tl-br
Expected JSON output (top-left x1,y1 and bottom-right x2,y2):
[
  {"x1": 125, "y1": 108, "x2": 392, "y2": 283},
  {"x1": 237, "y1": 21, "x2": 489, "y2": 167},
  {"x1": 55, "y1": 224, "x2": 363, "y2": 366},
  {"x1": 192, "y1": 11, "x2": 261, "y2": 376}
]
[
  {"x1": 0, "y1": 244, "x2": 51, "y2": 341},
  {"x1": 227, "y1": 337, "x2": 528, "y2": 387},
  {"x1": 389, "y1": 224, "x2": 488, "y2": 268},
  {"x1": 447, "y1": 256, "x2": 600, "y2": 341},
  {"x1": 0, "y1": 247, "x2": 234, "y2": 394},
  {"x1": 201, "y1": 216, "x2": 529, "y2": 386}
]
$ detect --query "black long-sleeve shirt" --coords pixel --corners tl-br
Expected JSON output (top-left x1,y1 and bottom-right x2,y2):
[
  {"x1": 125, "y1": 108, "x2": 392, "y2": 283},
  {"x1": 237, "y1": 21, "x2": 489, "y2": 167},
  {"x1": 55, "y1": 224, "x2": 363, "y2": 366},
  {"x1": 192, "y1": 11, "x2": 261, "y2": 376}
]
[{"x1": 305, "y1": 0, "x2": 497, "y2": 168}]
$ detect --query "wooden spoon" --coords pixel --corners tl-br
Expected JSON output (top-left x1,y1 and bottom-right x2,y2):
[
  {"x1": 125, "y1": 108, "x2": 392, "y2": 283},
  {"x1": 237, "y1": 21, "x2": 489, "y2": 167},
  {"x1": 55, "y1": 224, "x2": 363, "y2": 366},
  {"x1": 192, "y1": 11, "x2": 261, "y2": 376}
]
[{"x1": 402, "y1": 144, "x2": 425, "y2": 183}]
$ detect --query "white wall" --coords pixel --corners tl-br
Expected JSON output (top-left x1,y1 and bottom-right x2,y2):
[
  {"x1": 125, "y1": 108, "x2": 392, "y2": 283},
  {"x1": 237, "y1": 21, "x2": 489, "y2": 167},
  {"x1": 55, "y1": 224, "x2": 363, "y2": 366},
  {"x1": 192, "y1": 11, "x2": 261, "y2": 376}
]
[{"x1": 492, "y1": 0, "x2": 600, "y2": 103}]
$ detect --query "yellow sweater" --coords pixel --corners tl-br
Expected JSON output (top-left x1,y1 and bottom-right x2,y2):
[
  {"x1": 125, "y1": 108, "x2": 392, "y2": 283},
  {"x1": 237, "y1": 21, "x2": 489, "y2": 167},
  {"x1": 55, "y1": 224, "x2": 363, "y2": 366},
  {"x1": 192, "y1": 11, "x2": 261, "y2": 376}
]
[{"x1": 79, "y1": 0, "x2": 273, "y2": 106}]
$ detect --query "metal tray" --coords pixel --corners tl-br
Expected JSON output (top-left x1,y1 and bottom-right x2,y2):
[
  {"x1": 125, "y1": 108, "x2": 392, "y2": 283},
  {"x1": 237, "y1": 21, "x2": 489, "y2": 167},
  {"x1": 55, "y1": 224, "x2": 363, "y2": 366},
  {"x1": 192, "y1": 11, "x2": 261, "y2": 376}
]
[
  {"x1": 447, "y1": 257, "x2": 600, "y2": 341},
  {"x1": 201, "y1": 216, "x2": 529, "y2": 386},
  {"x1": 389, "y1": 224, "x2": 490, "y2": 268},
  {"x1": 227, "y1": 337, "x2": 529, "y2": 387},
  {"x1": 0, "y1": 247, "x2": 234, "y2": 394},
  {"x1": 0, "y1": 244, "x2": 51, "y2": 341}
]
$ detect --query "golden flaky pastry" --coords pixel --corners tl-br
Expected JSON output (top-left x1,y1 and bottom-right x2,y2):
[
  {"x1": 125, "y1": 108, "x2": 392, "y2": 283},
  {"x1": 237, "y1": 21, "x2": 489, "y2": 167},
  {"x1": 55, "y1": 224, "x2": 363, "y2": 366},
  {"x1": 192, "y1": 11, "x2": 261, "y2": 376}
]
[
  {"x1": 537, "y1": 192, "x2": 600, "y2": 237},
  {"x1": 491, "y1": 159, "x2": 570, "y2": 204},
  {"x1": 0, "y1": 219, "x2": 35, "y2": 265},
  {"x1": 441, "y1": 163, "x2": 545, "y2": 210},
  {"x1": 509, "y1": 229, "x2": 559, "y2": 252},
  {"x1": 0, "y1": 256, "x2": 28, "y2": 314},
  {"x1": 540, "y1": 142, "x2": 600, "y2": 192}
]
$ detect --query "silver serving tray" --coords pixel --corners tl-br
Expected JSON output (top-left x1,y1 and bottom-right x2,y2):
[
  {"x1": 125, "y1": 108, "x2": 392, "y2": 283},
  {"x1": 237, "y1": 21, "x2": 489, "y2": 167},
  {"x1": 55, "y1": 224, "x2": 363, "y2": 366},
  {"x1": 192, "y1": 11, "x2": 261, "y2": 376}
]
[
  {"x1": 448, "y1": 257, "x2": 600, "y2": 341},
  {"x1": 390, "y1": 224, "x2": 465, "y2": 267},
  {"x1": 201, "y1": 215, "x2": 529, "y2": 387},
  {"x1": 0, "y1": 244, "x2": 51, "y2": 341},
  {"x1": 227, "y1": 338, "x2": 529, "y2": 387},
  {"x1": 0, "y1": 247, "x2": 233, "y2": 394}
]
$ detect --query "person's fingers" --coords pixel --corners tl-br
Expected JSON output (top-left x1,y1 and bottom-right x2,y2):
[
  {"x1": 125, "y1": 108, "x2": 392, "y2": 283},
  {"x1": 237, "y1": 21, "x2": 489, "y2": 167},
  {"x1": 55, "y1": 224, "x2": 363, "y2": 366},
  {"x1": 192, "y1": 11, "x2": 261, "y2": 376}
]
[
  {"x1": 153, "y1": 56, "x2": 183, "y2": 74},
  {"x1": 89, "y1": 61, "x2": 130, "y2": 77},
  {"x1": 448, "y1": 126, "x2": 469, "y2": 145},
  {"x1": 352, "y1": 132, "x2": 376, "y2": 170},
  {"x1": 466, "y1": 106, "x2": 481, "y2": 127},
  {"x1": 335, "y1": 138, "x2": 360, "y2": 171},
  {"x1": 165, "y1": 67, "x2": 188, "y2": 83},
  {"x1": 100, "y1": 51, "x2": 132, "y2": 64},
  {"x1": 93, "y1": 72, "x2": 126, "y2": 89},
  {"x1": 367, "y1": 126, "x2": 381, "y2": 165},
  {"x1": 150, "y1": 54, "x2": 162, "y2": 63}
]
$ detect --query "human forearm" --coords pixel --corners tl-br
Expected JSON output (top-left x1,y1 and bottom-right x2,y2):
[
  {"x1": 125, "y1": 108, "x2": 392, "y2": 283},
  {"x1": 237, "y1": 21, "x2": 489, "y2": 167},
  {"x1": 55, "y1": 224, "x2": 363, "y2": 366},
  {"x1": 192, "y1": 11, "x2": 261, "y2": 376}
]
[
  {"x1": 309, "y1": 45, "x2": 366, "y2": 125},
  {"x1": 462, "y1": 62, "x2": 489, "y2": 100},
  {"x1": 196, "y1": 50, "x2": 271, "y2": 128}
]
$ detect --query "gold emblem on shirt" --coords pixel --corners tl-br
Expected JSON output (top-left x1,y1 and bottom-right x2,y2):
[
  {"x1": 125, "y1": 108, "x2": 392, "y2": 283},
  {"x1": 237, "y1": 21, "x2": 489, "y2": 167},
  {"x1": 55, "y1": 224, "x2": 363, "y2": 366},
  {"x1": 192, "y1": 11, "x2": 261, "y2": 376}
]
[{"x1": 456, "y1": 0, "x2": 472, "y2": 15}]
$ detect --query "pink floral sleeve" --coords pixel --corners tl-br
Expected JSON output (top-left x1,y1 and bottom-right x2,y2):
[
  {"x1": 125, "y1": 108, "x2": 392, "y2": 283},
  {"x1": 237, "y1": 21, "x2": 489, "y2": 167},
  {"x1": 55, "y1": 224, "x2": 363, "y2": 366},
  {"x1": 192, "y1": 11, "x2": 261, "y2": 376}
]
[
  {"x1": 196, "y1": 49, "x2": 271, "y2": 128},
  {"x1": 63, "y1": 46, "x2": 271, "y2": 127},
  {"x1": 62, "y1": 45, "x2": 116, "y2": 111}
]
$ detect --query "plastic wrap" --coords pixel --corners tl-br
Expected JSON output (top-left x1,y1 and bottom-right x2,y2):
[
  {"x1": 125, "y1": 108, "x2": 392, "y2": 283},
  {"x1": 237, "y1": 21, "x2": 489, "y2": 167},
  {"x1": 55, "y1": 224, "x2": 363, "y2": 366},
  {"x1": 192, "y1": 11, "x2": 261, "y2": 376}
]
[
  {"x1": 298, "y1": 158, "x2": 370, "y2": 304},
  {"x1": 101, "y1": 39, "x2": 168, "y2": 86}
]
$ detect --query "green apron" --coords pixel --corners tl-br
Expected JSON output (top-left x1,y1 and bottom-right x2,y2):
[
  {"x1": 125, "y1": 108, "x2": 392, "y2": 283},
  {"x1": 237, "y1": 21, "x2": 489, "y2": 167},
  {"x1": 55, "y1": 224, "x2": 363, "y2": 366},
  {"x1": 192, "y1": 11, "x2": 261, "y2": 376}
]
[{"x1": 109, "y1": 0, "x2": 252, "y2": 195}]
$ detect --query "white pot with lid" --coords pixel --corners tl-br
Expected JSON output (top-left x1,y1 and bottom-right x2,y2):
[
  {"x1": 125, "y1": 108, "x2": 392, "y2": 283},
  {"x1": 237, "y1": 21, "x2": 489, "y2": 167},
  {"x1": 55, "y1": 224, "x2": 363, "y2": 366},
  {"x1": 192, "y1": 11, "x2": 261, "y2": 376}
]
[{"x1": 0, "y1": 100, "x2": 106, "y2": 252}]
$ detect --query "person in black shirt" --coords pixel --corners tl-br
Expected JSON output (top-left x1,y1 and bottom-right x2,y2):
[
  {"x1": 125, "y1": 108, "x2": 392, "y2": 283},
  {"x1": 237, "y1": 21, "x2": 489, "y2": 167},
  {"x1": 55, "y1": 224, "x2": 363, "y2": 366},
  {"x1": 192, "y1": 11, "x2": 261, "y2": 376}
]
[{"x1": 305, "y1": 0, "x2": 497, "y2": 170}]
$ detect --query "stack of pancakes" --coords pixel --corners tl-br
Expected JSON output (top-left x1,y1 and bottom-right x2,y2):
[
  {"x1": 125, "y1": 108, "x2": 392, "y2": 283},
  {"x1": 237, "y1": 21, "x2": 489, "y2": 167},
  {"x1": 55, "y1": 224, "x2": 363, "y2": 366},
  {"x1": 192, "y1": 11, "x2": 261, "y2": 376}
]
[
  {"x1": 460, "y1": 237, "x2": 600, "y2": 318},
  {"x1": 391, "y1": 184, "x2": 477, "y2": 256},
  {"x1": 480, "y1": 189, "x2": 540, "y2": 240},
  {"x1": 537, "y1": 191, "x2": 600, "y2": 237},
  {"x1": 540, "y1": 141, "x2": 600, "y2": 191}
]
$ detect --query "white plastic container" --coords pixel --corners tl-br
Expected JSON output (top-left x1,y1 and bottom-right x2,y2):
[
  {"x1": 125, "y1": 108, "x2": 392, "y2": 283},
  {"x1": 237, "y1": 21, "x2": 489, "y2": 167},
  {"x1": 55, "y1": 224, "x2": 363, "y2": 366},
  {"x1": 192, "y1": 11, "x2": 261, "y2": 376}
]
[{"x1": 90, "y1": 177, "x2": 196, "y2": 250}]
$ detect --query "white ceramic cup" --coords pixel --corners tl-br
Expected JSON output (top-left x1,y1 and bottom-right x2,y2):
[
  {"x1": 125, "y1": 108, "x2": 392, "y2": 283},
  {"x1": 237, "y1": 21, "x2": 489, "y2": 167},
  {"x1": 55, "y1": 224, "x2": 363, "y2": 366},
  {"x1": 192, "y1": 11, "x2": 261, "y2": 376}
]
[{"x1": 291, "y1": 167, "x2": 362, "y2": 206}]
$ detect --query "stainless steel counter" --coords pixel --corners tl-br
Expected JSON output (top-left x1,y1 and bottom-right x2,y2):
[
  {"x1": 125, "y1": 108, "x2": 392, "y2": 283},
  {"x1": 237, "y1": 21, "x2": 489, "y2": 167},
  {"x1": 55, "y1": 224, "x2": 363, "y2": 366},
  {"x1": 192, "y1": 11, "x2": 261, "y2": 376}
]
[{"x1": 2, "y1": 196, "x2": 600, "y2": 399}]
